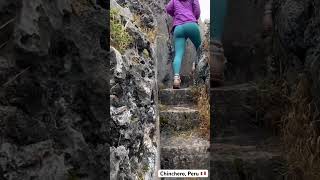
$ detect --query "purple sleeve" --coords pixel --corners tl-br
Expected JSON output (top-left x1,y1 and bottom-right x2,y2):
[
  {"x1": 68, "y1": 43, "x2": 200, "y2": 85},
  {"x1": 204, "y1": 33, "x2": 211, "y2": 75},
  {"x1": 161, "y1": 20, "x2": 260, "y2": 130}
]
[
  {"x1": 192, "y1": 0, "x2": 201, "y2": 20},
  {"x1": 165, "y1": 0, "x2": 174, "y2": 17}
]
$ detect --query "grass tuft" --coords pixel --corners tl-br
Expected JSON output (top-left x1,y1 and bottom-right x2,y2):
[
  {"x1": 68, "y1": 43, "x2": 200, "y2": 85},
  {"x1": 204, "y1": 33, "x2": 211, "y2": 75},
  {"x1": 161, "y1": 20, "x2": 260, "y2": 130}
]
[
  {"x1": 257, "y1": 75, "x2": 320, "y2": 180},
  {"x1": 191, "y1": 85, "x2": 210, "y2": 139},
  {"x1": 281, "y1": 75, "x2": 320, "y2": 180},
  {"x1": 133, "y1": 14, "x2": 157, "y2": 43},
  {"x1": 110, "y1": 8, "x2": 133, "y2": 53}
]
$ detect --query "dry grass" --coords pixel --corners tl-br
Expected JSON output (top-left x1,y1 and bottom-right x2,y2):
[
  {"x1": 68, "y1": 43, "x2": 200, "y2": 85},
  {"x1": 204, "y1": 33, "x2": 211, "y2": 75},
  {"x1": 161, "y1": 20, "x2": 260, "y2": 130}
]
[
  {"x1": 71, "y1": 0, "x2": 91, "y2": 15},
  {"x1": 257, "y1": 75, "x2": 320, "y2": 180},
  {"x1": 191, "y1": 85, "x2": 210, "y2": 139},
  {"x1": 133, "y1": 14, "x2": 157, "y2": 43},
  {"x1": 280, "y1": 75, "x2": 320, "y2": 180},
  {"x1": 256, "y1": 79, "x2": 290, "y2": 134},
  {"x1": 142, "y1": 27, "x2": 157, "y2": 43},
  {"x1": 174, "y1": 129, "x2": 197, "y2": 139}
]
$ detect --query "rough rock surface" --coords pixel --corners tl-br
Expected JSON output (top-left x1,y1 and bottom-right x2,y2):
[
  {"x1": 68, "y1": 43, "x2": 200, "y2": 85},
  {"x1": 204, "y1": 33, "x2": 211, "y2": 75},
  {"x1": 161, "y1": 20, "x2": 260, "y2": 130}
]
[
  {"x1": 110, "y1": 0, "x2": 159, "y2": 179},
  {"x1": 0, "y1": 0, "x2": 108, "y2": 179},
  {"x1": 273, "y1": 0, "x2": 320, "y2": 111}
]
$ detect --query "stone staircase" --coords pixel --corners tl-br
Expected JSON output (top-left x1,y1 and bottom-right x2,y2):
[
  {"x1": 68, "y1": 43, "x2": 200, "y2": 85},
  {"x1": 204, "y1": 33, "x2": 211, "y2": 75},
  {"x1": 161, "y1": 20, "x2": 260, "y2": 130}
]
[
  {"x1": 210, "y1": 83, "x2": 285, "y2": 180},
  {"x1": 159, "y1": 88, "x2": 210, "y2": 175},
  {"x1": 159, "y1": 84, "x2": 284, "y2": 179}
]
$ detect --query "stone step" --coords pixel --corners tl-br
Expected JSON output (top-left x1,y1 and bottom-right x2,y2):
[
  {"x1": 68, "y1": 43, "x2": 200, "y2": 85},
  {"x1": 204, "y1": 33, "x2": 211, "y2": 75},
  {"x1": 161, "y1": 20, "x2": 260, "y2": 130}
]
[
  {"x1": 160, "y1": 134, "x2": 210, "y2": 170},
  {"x1": 210, "y1": 143, "x2": 284, "y2": 180},
  {"x1": 212, "y1": 133, "x2": 275, "y2": 146},
  {"x1": 210, "y1": 83, "x2": 265, "y2": 138},
  {"x1": 159, "y1": 88, "x2": 195, "y2": 105},
  {"x1": 160, "y1": 105, "x2": 200, "y2": 133}
]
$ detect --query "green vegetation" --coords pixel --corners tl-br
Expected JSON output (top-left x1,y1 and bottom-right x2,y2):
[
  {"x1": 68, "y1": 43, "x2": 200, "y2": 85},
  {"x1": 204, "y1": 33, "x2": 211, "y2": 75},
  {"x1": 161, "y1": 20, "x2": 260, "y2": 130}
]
[
  {"x1": 159, "y1": 116, "x2": 168, "y2": 127},
  {"x1": 110, "y1": 8, "x2": 133, "y2": 53},
  {"x1": 142, "y1": 164, "x2": 150, "y2": 173},
  {"x1": 137, "y1": 164, "x2": 149, "y2": 180}
]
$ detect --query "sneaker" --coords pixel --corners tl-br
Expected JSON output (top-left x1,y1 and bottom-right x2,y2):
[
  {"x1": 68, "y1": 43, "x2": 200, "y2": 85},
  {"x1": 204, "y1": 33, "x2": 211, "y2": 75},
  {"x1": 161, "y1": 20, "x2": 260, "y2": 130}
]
[
  {"x1": 191, "y1": 61, "x2": 196, "y2": 76},
  {"x1": 173, "y1": 75, "x2": 181, "y2": 89}
]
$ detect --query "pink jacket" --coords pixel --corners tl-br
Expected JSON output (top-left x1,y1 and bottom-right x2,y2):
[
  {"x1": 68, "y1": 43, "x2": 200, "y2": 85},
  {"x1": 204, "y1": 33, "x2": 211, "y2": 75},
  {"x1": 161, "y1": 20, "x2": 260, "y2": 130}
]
[{"x1": 165, "y1": 0, "x2": 201, "y2": 28}]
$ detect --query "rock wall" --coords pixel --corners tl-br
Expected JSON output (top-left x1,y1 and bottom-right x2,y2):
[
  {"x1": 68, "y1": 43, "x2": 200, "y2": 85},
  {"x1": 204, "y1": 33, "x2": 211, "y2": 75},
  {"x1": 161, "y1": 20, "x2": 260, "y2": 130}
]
[
  {"x1": 110, "y1": 0, "x2": 159, "y2": 179},
  {"x1": 0, "y1": 0, "x2": 108, "y2": 179},
  {"x1": 270, "y1": 1, "x2": 320, "y2": 179},
  {"x1": 272, "y1": 0, "x2": 320, "y2": 109}
]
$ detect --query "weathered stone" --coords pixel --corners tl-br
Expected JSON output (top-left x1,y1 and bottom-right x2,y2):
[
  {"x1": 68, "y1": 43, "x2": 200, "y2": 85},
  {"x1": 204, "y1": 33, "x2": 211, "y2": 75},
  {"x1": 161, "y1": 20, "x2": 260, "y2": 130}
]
[
  {"x1": 210, "y1": 143, "x2": 284, "y2": 180},
  {"x1": 109, "y1": 0, "x2": 159, "y2": 179},
  {"x1": 159, "y1": 88, "x2": 196, "y2": 105},
  {"x1": 273, "y1": 0, "x2": 320, "y2": 117},
  {"x1": 161, "y1": 134, "x2": 210, "y2": 170},
  {"x1": 110, "y1": 0, "x2": 133, "y2": 21},
  {"x1": 160, "y1": 105, "x2": 200, "y2": 133},
  {"x1": 0, "y1": 141, "x2": 68, "y2": 180},
  {"x1": 0, "y1": 0, "x2": 109, "y2": 179},
  {"x1": 273, "y1": 0, "x2": 311, "y2": 57},
  {"x1": 211, "y1": 84, "x2": 266, "y2": 139}
]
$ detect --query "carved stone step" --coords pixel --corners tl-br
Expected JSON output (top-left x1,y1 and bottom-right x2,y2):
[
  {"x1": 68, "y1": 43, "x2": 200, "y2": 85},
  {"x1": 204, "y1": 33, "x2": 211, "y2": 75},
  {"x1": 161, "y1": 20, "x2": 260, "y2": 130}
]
[
  {"x1": 210, "y1": 83, "x2": 266, "y2": 139},
  {"x1": 159, "y1": 88, "x2": 196, "y2": 105},
  {"x1": 161, "y1": 133, "x2": 210, "y2": 170},
  {"x1": 210, "y1": 143, "x2": 284, "y2": 180},
  {"x1": 160, "y1": 105, "x2": 200, "y2": 134}
]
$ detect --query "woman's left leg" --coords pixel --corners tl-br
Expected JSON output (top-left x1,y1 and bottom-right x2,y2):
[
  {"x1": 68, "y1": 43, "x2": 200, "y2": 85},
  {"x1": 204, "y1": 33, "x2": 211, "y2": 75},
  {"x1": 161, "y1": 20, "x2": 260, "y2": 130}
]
[
  {"x1": 182, "y1": 22, "x2": 202, "y2": 74},
  {"x1": 183, "y1": 22, "x2": 201, "y2": 50}
]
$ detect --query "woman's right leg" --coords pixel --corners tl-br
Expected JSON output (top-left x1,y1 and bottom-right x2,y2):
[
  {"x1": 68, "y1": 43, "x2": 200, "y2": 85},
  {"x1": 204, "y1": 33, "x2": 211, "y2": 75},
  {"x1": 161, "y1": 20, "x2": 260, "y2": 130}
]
[
  {"x1": 182, "y1": 22, "x2": 202, "y2": 76},
  {"x1": 173, "y1": 26, "x2": 186, "y2": 76}
]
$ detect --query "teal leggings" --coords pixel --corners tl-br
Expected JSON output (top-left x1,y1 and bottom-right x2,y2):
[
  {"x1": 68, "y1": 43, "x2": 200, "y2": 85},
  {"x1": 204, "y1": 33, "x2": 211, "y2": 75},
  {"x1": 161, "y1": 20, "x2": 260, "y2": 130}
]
[
  {"x1": 173, "y1": 22, "x2": 201, "y2": 76},
  {"x1": 211, "y1": 0, "x2": 228, "y2": 41}
]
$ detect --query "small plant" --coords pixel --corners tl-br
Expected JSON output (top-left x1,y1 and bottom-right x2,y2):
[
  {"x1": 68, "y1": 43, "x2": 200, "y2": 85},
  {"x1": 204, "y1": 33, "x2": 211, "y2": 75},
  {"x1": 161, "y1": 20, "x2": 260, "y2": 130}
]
[
  {"x1": 160, "y1": 116, "x2": 168, "y2": 126},
  {"x1": 142, "y1": 164, "x2": 150, "y2": 173},
  {"x1": 142, "y1": 49, "x2": 150, "y2": 58},
  {"x1": 110, "y1": 8, "x2": 133, "y2": 53},
  {"x1": 142, "y1": 27, "x2": 157, "y2": 43}
]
